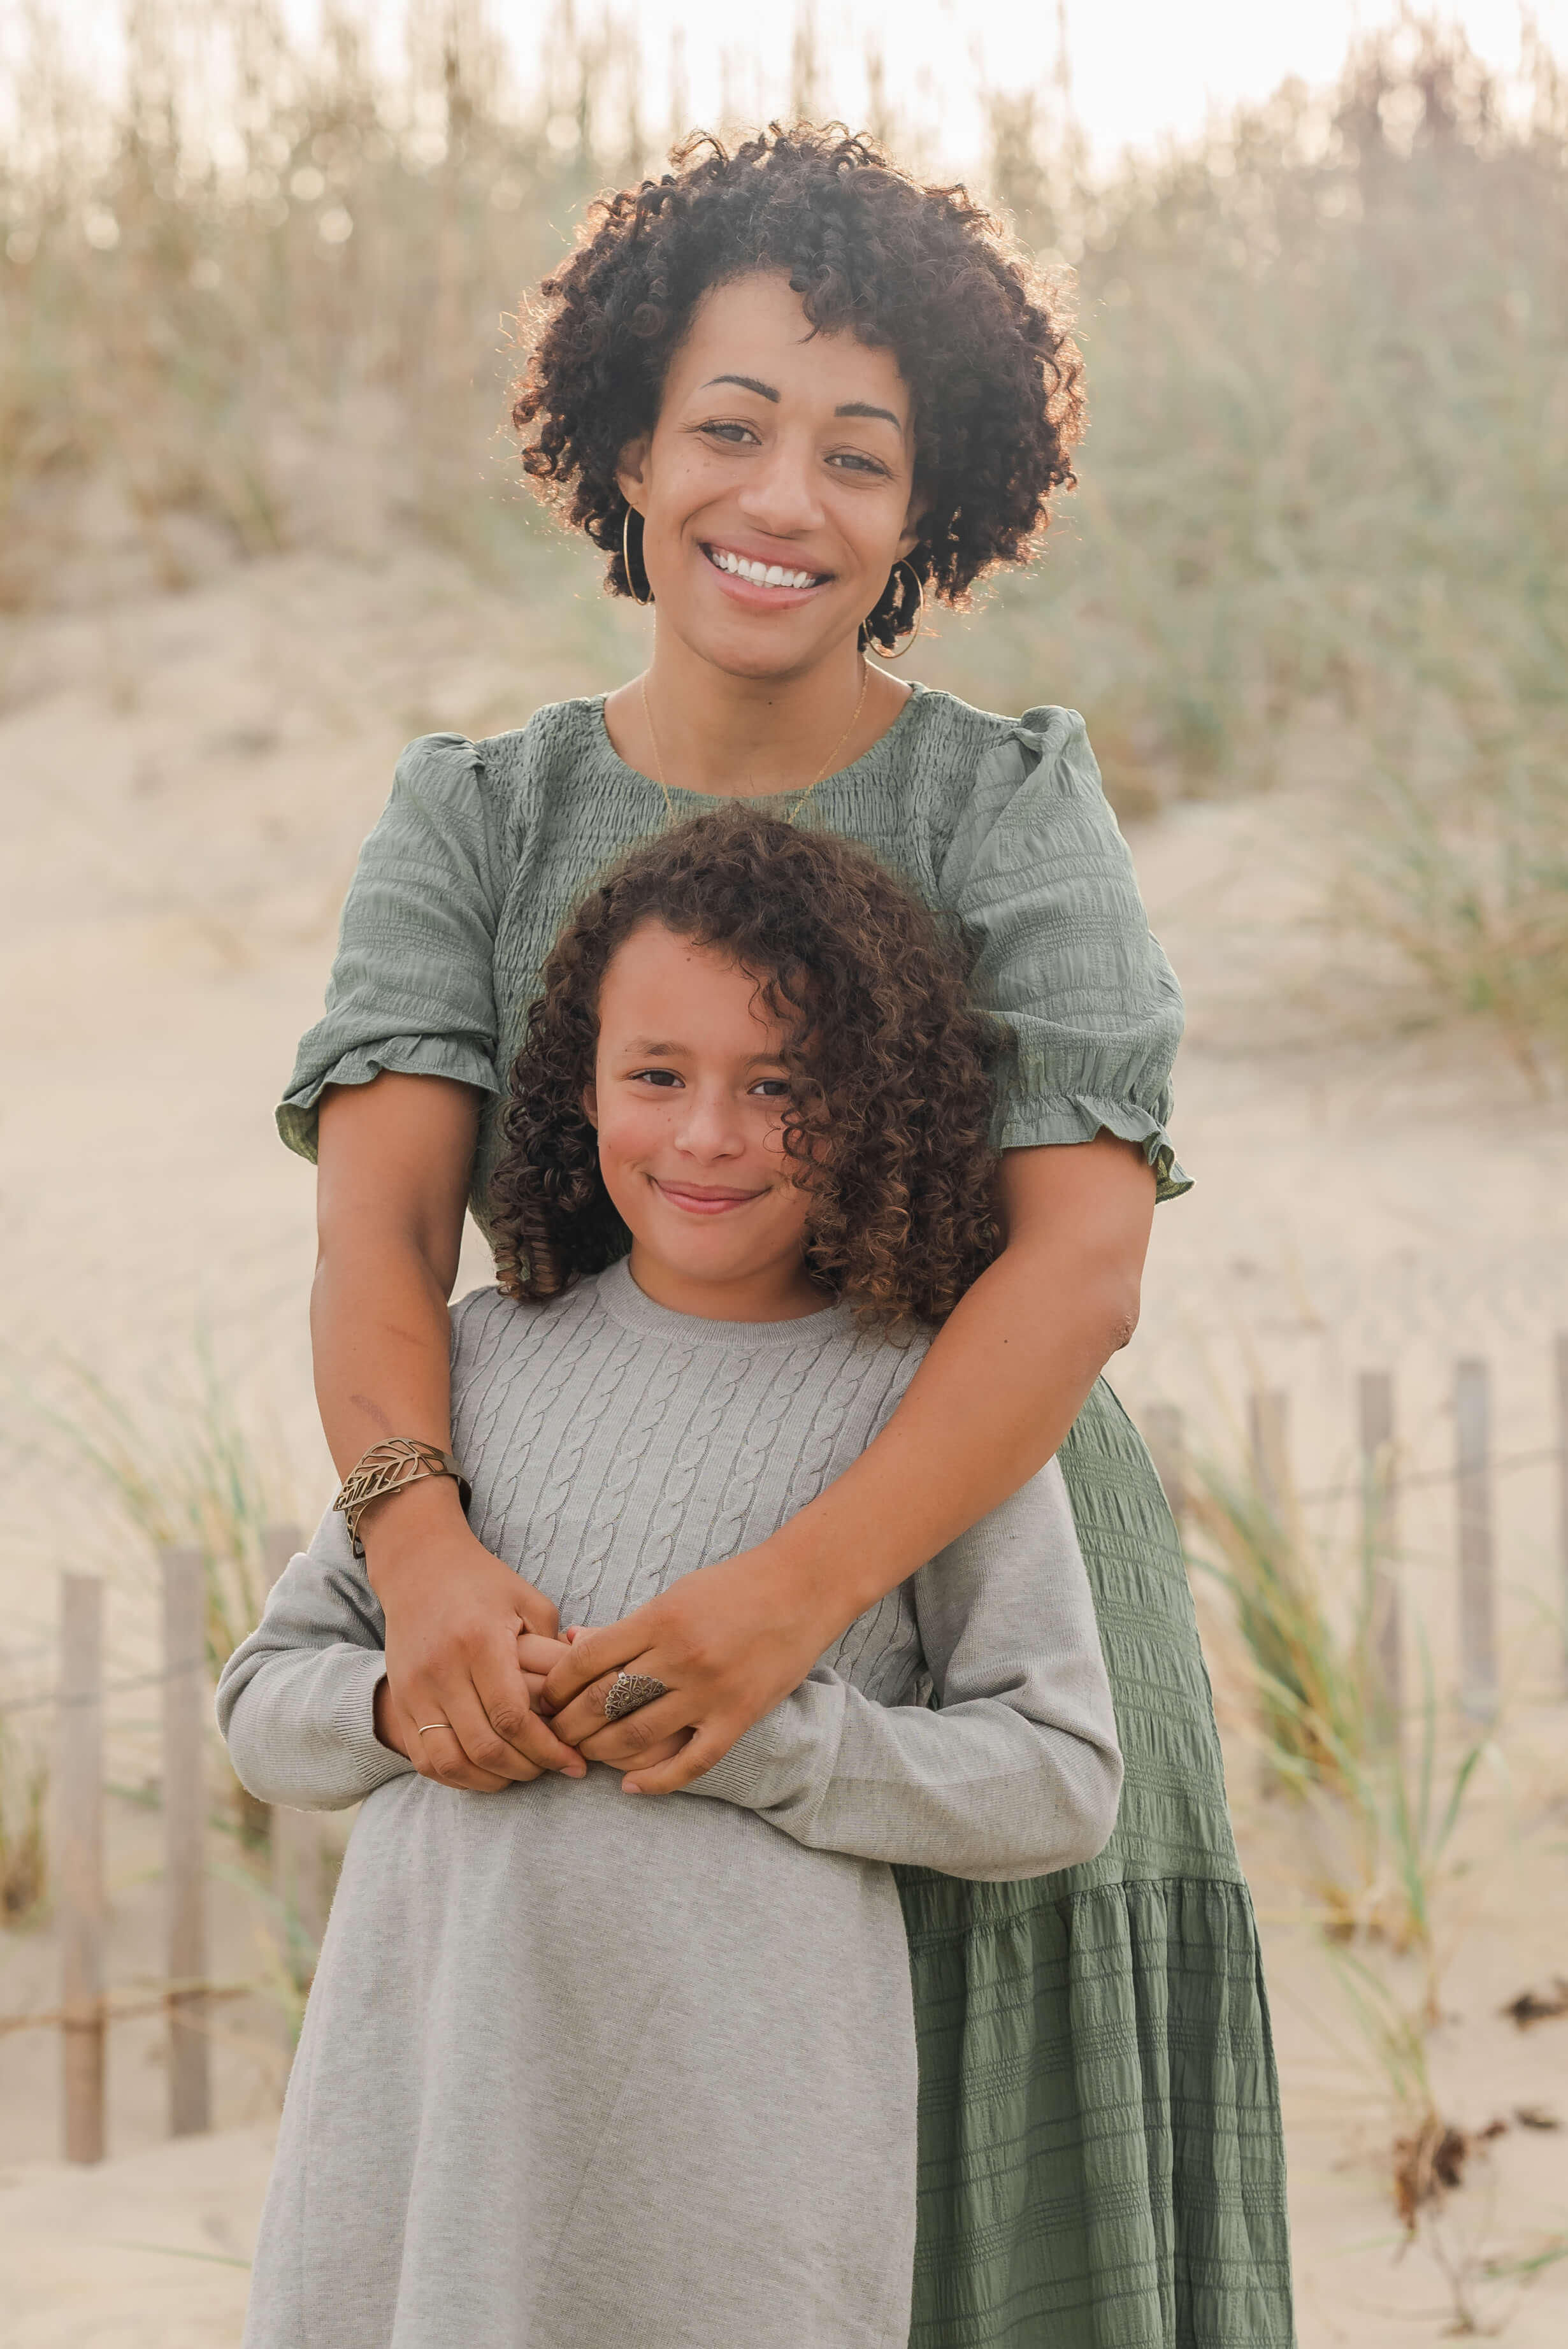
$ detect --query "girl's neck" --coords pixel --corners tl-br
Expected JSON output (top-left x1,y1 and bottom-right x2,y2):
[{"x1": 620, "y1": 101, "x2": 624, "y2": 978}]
[
  {"x1": 605, "y1": 628, "x2": 910, "y2": 800},
  {"x1": 626, "y1": 1242, "x2": 830, "y2": 1325}
]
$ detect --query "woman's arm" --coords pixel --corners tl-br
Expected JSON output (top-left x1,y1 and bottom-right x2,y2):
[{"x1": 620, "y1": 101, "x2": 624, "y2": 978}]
[
  {"x1": 678, "y1": 1459, "x2": 1122, "y2": 1880},
  {"x1": 543, "y1": 1135, "x2": 1155, "y2": 1791},
  {"x1": 313, "y1": 1072, "x2": 584, "y2": 1791}
]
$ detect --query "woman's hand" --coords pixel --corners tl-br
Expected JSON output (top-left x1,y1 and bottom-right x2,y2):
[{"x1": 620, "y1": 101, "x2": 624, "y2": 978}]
[
  {"x1": 544, "y1": 1139, "x2": 1156, "y2": 1794},
  {"x1": 364, "y1": 1477, "x2": 586, "y2": 1793},
  {"x1": 540, "y1": 1535, "x2": 837, "y2": 1793}
]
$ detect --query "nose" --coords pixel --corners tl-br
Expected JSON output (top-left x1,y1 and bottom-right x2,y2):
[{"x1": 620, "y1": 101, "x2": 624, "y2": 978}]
[
  {"x1": 735, "y1": 429, "x2": 825, "y2": 540},
  {"x1": 673, "y1": 1082, "x2": 745, "y2": 1163}
]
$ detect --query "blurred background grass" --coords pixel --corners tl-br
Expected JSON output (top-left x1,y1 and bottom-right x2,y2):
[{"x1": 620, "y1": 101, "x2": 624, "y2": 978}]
[{"x1": 1, "y1": 1, "x2": 1564, "y2": 1069}]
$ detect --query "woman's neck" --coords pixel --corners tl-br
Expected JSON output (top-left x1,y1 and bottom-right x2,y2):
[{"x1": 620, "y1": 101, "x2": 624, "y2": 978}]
[{"x1": 604, "y1": 629, "x2": 910, "y2": 800}]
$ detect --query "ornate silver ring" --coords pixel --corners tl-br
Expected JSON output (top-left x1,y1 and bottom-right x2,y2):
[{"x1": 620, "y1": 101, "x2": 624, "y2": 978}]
[{"x1": 603, "y1": 1670, "x2": 669, "y2": 1723}]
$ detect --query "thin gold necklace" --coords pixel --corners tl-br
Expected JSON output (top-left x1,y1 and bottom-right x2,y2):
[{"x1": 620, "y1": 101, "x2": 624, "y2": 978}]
[{"x1": 639, "y1": 659, "x2": 870, "y2": 828}]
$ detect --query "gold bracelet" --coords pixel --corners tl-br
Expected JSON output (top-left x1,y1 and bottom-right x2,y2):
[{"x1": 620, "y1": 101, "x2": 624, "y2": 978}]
[{"x1": 334, "y1": 1439, "x2": 472, "y2": 1556}]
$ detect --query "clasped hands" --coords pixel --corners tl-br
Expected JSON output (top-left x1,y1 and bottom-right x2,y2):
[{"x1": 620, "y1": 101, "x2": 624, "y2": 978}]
[
  {"x1": 369, "y1": 1523, "x2": 824, "y2": 1799},
  {"x1": 375, "y1": 1630, "x2": 690, "y2": 1790}
]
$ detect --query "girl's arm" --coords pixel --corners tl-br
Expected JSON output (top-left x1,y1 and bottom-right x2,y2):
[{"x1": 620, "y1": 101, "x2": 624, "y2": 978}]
[
  {"x1": 216, "y1": 1525, "x2": 415, "y2": 1813},
  {"x1": 680, "y1": 1458, "x2": 1122, "y2": 1879},
  {"x1": 543, "y1": 1136, "x2": 1154, "y2": 1791}
]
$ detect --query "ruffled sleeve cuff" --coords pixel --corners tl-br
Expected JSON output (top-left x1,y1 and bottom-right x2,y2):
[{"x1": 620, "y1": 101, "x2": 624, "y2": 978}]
[
  {"x1": 993, "y1": 1090, "x2": 1192, "y2": 1203},
  {"x1": 277, "y1": 1033, "x2": 501, "y2": 1164}
]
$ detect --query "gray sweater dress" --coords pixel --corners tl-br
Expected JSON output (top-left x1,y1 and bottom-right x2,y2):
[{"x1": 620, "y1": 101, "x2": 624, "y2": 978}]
[{"x1": 218, "y1": 1265, "x2": 1123, "y2": 2349}]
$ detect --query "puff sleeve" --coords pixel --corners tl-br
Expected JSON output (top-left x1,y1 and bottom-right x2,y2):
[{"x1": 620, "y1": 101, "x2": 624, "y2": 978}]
[
  {"x1": 277, "y1": 733, "x2": 505, "y2": 1163},
  {"x1": 940, "y1": 705, "x2": 1190, "y2": 1199}
]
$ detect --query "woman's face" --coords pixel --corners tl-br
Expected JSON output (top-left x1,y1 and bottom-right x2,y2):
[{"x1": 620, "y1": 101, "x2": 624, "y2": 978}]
[
  {"x1": 584, "y1": 919, "x2": 824, "y2": 1321},
  {"x1": 617, "y1": 271, "x2": 923, "y2": 680}
]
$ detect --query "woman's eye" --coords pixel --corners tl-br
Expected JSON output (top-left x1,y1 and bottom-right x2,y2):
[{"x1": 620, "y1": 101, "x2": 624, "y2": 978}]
[
  {"x1": 829, "y1": 450, "x2": 889, "y2": 477},
  {"x1": 700, "y1": 420, "x2": 757, "y2": 445}
]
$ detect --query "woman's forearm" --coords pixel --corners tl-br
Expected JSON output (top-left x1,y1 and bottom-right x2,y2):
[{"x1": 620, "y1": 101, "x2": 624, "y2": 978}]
[
  {"x1": 545, "y1": 1137, "x2": 1158, "y2": 1789},
  {"x1": 311, "y1": 1233, "x2": 457, "y2": 1475},
  {"x1": 766, "y1": 1135, "x2": 1155, "y2": 1620},
  {"x1": 312, "y1": 1074, "x2": 579, "y2": 1787},
  {"x1": 312, "y1": 1075, "x2": 472, "y2": 1473}
]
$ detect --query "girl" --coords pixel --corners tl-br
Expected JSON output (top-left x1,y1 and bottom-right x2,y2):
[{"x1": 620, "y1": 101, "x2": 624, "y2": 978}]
[
  {"x1": 280, "y1": 129, "x2": 1293, "y2": 2341},
  {"x1": 222, "y1": 812, "x2": 1124, "y2": 2348}
]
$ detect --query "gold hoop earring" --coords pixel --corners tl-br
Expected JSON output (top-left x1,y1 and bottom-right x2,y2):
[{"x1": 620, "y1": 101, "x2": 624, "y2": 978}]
[
  {"x1": 869, "y1": 558, "x2": 924, "y2": 661},
  {"x1": 621, "y1": 506, "x2": 652, "y2": 607}
]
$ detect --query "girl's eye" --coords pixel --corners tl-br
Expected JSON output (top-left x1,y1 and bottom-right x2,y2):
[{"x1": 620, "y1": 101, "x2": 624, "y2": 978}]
[
  {"x1": 751, "y1": 1078, "x2": 791, "y2": 1098},
  {"x1": 631, "y1": 1068, "x2": 682, "y2": 1089}
]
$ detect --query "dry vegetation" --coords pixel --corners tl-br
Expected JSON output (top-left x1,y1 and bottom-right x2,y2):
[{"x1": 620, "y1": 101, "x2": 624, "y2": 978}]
[
  {"x1": 1, "y1": 12, "x2": 1567, "y2": 2336},
  {"x1": 0, "y1": 4, "x2": 1565, "y2": 1065}
]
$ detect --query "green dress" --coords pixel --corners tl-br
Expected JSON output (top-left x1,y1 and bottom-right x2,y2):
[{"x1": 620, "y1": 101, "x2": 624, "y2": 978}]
[{"x1": 279, "y1": 686, "x2": 1295, "y2": 2348}]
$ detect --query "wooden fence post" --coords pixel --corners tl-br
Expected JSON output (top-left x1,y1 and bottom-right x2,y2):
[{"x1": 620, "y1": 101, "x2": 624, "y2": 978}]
[
  {"x1": 162, "y1": 1544, "x2": 210, "y2": 2135},
  {"x1": 263, "y1": 1525, "x2": 325, "y2": 1964},
  {"x1": 1358, "y1": 1370, "x2": 1401, "y2": 1734},
  {"x1": 1248, "y1": 1388, "x2": 1291, "y2": 1515},
  {"x1": 1455, "y1": 1360, "x2": 1497, "y2": 1722},
  {"x1": 57, "y1": 1575, "x2": 104, "y2": 2164},
  {"x1": 1144, "y1": 1404, "x2": 1187, "y2": 1531},
  {"x1": 1555, "y1": 1334, "x2": 1568, "y2": 1699}
]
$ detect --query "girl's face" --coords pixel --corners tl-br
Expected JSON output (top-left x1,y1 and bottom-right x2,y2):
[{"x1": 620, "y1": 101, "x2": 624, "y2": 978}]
[
  {"x1": 584, "y1": 919, "x2": 825, "y2": 1322},
  {"x1": 617, "y1": 271, "x2": 924, "y2": 680}
]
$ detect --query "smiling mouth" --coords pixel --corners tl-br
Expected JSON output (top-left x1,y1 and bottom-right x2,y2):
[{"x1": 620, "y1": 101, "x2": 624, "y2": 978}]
[
  {"x1": 652, "y1": 1178, "x2": 766, "y2": 1216},
  {"x1": 702, "y1": 543, "x2": 828, "y2": 592}
]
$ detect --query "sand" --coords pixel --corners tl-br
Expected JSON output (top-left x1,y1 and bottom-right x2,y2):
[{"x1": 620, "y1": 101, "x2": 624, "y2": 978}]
[{"x1": 1, "y1": 540, "x2": 1565, "y2": 2340}]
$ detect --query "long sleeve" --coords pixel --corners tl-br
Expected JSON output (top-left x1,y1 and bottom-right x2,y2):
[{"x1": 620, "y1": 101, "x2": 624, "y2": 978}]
[
  {"x1": 689, "y1": 1458, "x2": 1123, "y2": 1881},
  {"x1": 216, "y1": 1515, "x2": 414, "y2": 1811}
]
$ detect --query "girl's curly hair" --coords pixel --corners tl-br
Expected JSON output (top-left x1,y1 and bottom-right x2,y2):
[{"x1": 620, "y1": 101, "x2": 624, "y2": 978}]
[
  {"x1": 510, "y1": 124, "x2": 1084, "y2": 652},
  {"x1": 491, "y1": 810, "x2": 1002, "y2": 1326}
]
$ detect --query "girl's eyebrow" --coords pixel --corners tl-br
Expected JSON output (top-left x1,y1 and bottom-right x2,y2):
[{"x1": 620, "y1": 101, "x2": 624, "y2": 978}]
[{"x1": 621, "y1": 1037, "x2": 788, "y2": 1068}]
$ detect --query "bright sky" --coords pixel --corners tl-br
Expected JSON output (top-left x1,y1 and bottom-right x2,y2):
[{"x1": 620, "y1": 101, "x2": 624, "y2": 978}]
[
  {"x1": 34, "y1": 1, "x2": 1568, "y2": 170},
  {"x1": 510, "y1": 0, "x2": 1568, "y2": 165}
]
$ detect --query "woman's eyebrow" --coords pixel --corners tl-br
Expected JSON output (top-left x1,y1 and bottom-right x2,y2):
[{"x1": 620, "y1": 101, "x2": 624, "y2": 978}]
[
  {"x1": 702, "y1": 373, "x2": 779, "y2": 401},
  {"x1": 700, "y1": 376, "x2": 902, "y2": 431}
]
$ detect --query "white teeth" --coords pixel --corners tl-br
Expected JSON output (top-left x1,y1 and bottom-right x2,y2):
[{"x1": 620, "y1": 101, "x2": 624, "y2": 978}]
[{"x1": 710, "y1": 547, "x2": 818, "y2": 589}]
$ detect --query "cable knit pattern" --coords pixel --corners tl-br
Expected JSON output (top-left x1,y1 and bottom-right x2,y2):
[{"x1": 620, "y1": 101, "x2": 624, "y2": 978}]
[
  {"x1": 276, "y1": 687, "x2": 1190, "y2": 1203},
  {"x1": 217, "y1": 1263, "x2": 1121, "y2": 2349}
]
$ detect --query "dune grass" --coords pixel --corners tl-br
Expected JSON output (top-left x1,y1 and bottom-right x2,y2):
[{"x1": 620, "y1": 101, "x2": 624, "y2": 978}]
[{"x1": 1, "y1": 5, "x2": 1564, "y2": 1060}]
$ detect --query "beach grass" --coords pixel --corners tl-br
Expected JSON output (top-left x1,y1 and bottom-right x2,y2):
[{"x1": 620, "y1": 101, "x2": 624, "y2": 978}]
[{"x1": 1, "y1": 4, "x2": 1564, "y2": 1060}]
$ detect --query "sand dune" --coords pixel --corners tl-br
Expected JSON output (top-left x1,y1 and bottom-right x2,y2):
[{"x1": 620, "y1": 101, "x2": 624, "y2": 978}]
[{"x1": 3, "y1": 543, "x2": 1565, "y2": 2341}]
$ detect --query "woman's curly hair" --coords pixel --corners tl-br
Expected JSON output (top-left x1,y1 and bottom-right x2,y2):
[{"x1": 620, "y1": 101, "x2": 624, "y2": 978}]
[
  {"x1": 510, "y1": 124, "x2": 1084, "y2": 652},
  {"x1": 491, "y1": 810, "x2": 1002, "y2": 1327}
]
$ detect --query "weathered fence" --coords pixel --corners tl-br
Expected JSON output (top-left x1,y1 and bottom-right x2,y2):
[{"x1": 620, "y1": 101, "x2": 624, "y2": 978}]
[
  {"x1": 7, "y1": 1333, "x2": 1568, "y2": 2163},
  {"x1": 1148, "y1": 1342, "x2": 1568, "y2": 1721},
  {"x1": 3, "y1": 1521, "x2": 304, "y2": 2164}
]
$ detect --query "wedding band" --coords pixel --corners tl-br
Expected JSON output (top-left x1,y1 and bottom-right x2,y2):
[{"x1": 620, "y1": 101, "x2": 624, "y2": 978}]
[
  {"x1": 415, "y1": 1721, "x2": 454, "y2": 1736},
  {"x1": 603, "y1": 1671, "x2": 669, "y2": 1723}
]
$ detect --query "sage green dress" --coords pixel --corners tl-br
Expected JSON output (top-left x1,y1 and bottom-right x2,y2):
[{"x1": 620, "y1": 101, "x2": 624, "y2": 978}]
[{"x1": 279, "y1": 686, "x2": 1295, "y2": 2348}]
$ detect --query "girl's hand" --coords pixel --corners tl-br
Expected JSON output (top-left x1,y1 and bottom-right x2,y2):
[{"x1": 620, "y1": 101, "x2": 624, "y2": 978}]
[{"x1": 540, "y1": 1535, "x2": 835, "y2": 1793}]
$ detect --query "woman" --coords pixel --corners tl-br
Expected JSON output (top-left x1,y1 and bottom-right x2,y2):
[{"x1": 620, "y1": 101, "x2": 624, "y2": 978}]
[
  {"x1": 224, "y1": 812, "x2": 1123, "y2": 2349},
  {"x1": 280, "y1": 128, "x2": 1293, "y2": 2344}
]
